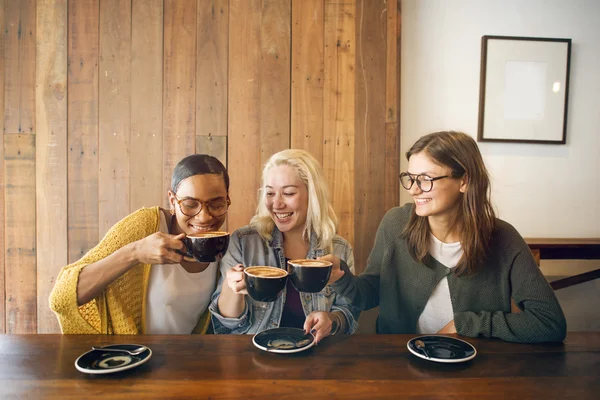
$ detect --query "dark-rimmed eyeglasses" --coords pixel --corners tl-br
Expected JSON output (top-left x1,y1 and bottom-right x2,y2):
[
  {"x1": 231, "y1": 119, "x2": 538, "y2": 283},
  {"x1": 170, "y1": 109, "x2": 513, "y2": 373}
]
[
  {"x1": 399, "y1": 172, "x2": 449, "y2": 193},
  {"x1": 174, "y1": 195, "x2": 231, "y2": 218}
]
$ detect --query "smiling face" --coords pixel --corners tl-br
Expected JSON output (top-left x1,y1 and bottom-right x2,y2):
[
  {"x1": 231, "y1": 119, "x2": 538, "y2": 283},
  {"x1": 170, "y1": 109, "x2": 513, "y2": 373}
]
[
  {"x1": 407, "y1": 151, "x2": 467, "y2": 223},
  {"x1": 264, "y1": 165, "x2": 309, "y2": 237},
  {"x1": 168, "y1": 173, "x2": 228, "y2": 236}
]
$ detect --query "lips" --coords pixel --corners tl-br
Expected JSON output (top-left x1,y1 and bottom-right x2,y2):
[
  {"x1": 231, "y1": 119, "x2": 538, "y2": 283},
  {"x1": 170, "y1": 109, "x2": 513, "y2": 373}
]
[
  {"x1": 274, "y1": 212, "x2": 293, "y2": 221},
  {"x1": 414, "y1": 198, "x2": 431, "y2": 205},
  {"x1": 188, "y1": 224, "x2": 217, "y2": 234}
]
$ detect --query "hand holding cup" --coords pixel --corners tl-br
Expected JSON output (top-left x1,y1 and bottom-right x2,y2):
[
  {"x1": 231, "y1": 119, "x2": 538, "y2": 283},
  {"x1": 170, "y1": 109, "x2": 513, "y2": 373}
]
[
  {"x1": 133, "y1": 232, "x2": 193, "y2": 265},
  {"x1": 318, "y1": 254, "x2": 345, "y2": 285},
  {"x1": 225, "y1": 264, "x2": 248, "y2": 295}
]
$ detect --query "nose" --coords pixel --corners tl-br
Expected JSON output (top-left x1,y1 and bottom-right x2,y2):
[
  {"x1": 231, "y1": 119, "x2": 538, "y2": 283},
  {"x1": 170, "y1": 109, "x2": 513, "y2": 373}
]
[
  {"x1": 194, "y1": 206, "x2": 213, "y2": 222},
  {"x1": 272, "y1": 193, "x2": 285, "y2": 209},
  {"x1": 408, "y1": 181, "x2": 422, "y2": 196}
]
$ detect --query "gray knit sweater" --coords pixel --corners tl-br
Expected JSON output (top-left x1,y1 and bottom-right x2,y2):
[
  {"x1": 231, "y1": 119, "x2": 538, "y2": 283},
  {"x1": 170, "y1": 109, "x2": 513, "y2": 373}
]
[{"x1": 332, "y1": 204, "x2": 567, "y2": 343}]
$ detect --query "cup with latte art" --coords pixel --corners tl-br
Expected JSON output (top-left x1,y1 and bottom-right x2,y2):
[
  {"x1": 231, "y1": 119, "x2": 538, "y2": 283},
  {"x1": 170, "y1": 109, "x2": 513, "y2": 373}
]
[
  {"x1": 244, "y1": 266, "x2": 289, "y2": 302},
  {"x1": 181, "y1": 231, "x2": 230, "y2": 262},
  {"x1": 287, "y1": 259, "x2": 332, "y2": 293}
]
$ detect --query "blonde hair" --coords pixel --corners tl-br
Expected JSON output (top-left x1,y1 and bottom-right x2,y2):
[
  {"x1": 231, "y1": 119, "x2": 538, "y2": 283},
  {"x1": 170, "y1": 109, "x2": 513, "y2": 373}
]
[{"x1": 251, "y1": 149, "x2": 338, "y2": 252}]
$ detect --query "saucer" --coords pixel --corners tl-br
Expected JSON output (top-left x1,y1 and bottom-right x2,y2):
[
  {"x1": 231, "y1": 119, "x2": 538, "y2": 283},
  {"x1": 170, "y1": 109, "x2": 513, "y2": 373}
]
[
  {"x1": 252, "y1": 327, "x2": 315, "y2": 354},
  {"x1": 75, "y1": 344, "x2": 152, "y2": 374},
  {"x1": 407, "y1": 335, "x2": 476, "y2": 363}
]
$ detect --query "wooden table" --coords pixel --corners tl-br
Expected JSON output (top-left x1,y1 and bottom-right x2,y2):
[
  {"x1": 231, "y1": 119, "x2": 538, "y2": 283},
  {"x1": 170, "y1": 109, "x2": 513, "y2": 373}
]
[
  {"x1": 525, "y1": 238, "x2": 600, "y2": 290},
  {"x1": 1, "y1": 333, "x2": 598, "y2": 399}
]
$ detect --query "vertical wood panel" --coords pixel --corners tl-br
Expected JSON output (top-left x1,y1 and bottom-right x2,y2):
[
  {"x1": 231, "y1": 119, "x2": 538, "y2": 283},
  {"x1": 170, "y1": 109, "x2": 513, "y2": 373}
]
[
  {"x1": 259, "y1": 0, "x2": 291, "y2": 165},
  {"x1": 196, "y1": 134, "x2": 229, "y2": 232},
  {"x1": 1, "y1": 0, "x2": 401, "y2": 333},
  {"x1": 197, "y1": 0, "x2": 228, "y2": 138},
  {"x1": 228, "y1": 0, "x2": 262, "y2": 231},
  {"x1": 354, "y1": 0, "x2": 387, "y2": 272},
  {"x1": 163, "y1": 0, "x2": 196, "y2": 200},
  {"x1": 323, "y1": 0, "x2": 355, "y2": 244},
  {"x1": 291, "y1": 0, "x2": 324, "y2": 163},
  {"x1": 67, "y1": 0, "x2": 99, "y2": 263},
  {"x1": 4, "y1": 134, "x2": 36, "y2": 333},
  {"x1": 384, "y1": 0, "x2": 399, "y2": 212},
  {"x1": 131, "y1": 0, "x2": 163, "y2": 211},
  {"x1": 98, "y1": 0, "x2": 131, "y2": 234},
  {"x1": 35, "y1": 0, "x2": 67, "y2": 333},
  {"x1": 3, "y1": 0, "x2": 36, "y2": 134},
  {"x1": 0, "y1": 0, "x2": 6, "y2": 333}
]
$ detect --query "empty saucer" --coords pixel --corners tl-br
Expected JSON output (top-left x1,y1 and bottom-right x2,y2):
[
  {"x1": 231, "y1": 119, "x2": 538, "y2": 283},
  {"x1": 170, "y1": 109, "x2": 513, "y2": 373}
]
[
  {"x1": 407, "y1": 335, "x2": 476, "y2": 363},
  {"x1": 75, "y1": 344, "x2": 152, "y2": 374},
  {"x1": 253, "y1": 327, "x2": 315, "y2": 354}
]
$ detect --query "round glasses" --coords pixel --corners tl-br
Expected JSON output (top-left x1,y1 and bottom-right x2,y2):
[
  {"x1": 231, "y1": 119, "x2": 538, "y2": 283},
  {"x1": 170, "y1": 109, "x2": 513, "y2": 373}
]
[
  {"x1": 174, "y1": 195, "x2": 230, "y2": 218},
  {"x1": 399, "y1": 172, "x2": 450, "y2": 193}
]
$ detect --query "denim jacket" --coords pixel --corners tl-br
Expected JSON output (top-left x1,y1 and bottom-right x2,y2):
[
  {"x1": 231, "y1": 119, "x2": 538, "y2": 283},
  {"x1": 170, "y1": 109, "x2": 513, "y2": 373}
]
[{"x1": 210, "y1": 224, "x2": 360, "y2": 334}]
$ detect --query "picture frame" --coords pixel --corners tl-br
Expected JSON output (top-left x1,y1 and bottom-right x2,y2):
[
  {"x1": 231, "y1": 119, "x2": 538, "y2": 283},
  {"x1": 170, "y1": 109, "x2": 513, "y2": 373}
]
[{"x1": 477, "y1": 35, "x2": 572, "y2": 144}]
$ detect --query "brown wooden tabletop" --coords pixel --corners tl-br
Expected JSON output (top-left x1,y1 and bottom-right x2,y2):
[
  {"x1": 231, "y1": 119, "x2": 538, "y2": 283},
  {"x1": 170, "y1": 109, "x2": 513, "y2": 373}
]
[{"x1": 1, "y1": 332, "x2": 598, "y2": 399}]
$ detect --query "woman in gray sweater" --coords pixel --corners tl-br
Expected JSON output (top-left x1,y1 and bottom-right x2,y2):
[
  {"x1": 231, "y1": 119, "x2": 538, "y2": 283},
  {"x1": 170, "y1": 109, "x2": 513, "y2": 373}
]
[{"x1": 327, "y1": 131, "x2": 566, "y2": 343}]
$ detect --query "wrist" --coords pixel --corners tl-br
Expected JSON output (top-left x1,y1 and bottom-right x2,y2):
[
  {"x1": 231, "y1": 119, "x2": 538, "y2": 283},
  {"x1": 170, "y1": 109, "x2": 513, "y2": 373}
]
[{"x1": 330, "y1": 312, "x2": 342, "y2": 336}]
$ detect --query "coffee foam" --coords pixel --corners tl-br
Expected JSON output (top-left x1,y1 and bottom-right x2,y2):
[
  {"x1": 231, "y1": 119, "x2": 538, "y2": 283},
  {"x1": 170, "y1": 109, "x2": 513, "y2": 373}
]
[
  {"x1": 188, "y1": 231, "x2": 229, "y2": 238},
  {"x1": 245, "y1": 266, "x2": 288, "y2": 278},
  {"x1": 289, "y1": 259, "x2": 331, "y2": 267}
]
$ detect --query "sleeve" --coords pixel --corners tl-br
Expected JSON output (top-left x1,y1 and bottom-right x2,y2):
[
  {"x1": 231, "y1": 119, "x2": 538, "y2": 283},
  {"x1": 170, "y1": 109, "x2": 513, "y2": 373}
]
[
  {"x1": 209, "y1": 230, "x2": 253, "y2": 334},
  {"x1": 330, "y1": 243, "x2": 361, "y2": 334},
  {"x1": 331, "y1": 213, "x2": 393, "y2": 311},
  {"x1": 48, "y1": 208, "x2": 157, "y2": 334},
  {"x1": 454, "y1": 243, "x2": 567, "y2": 343}
]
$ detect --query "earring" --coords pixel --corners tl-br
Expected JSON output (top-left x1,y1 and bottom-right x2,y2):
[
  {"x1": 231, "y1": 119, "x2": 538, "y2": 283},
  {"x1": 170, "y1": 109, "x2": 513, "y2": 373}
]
[{"x1": 170, "y1": 208, "x2": 175, "y2": 216}]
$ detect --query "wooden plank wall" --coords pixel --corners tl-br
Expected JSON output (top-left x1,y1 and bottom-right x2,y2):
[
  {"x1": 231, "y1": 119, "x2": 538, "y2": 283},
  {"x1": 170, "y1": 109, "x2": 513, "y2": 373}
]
[{"x1": 1, "y1": 0, "x2": 400, "y2": 333}]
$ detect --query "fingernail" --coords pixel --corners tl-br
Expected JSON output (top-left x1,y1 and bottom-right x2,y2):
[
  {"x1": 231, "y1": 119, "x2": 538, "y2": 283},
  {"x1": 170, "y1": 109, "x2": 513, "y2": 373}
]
[{"x1": 310, "y1": 329, "x2": 316, "y2": 334}]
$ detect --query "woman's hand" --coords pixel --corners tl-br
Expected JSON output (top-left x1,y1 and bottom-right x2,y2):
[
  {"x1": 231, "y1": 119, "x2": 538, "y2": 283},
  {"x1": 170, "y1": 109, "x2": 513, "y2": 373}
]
[
  {"x1": 225, "y1": 264, "x2": 248, "y2": 295},
  {"x1": 304, "y1": 311, "x2": 336, "y2": 344},
  {"x1": 131, "y1": 232, "x2": 192, "y2": 264},
  {"x1": 319, "y1": 254, "x2": 345, "y2": 285},
  {"x1": 437, "y1": 319, "x2": 457, "y2": 334}
]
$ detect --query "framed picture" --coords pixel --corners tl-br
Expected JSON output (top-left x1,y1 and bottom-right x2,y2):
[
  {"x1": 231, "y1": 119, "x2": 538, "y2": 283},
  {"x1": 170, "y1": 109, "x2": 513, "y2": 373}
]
[{"x1": 477, "y1": 35, "x2": 572, "y2": 144}]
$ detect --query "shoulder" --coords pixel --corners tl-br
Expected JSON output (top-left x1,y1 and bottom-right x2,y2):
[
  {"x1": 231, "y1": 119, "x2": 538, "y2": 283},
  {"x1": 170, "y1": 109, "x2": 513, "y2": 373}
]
[
  {"x1": 106, "y1": 207, "x2": 161, "y2": 239},
  {"x1": 128, "y1": 206, "x2": 161, "y2": 223},
  {"x1": 230, "y1": 225, "x2": 263, "y2": 243},
  {"x1": 492, "y1": 218, "x2": 528, "y2": 248},
  {"x1": 332, "y1": 234, "x2": 352, "y2": 251},
  {"x1": 487, "y1": 218, "x2": 530, "y2": 260},
  {"x1": 379, "y1": 203, "x2": 413, "y2": 232}
]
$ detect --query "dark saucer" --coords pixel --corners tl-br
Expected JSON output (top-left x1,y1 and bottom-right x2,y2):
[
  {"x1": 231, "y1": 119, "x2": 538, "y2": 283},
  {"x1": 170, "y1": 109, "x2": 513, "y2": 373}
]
[
  {"x1": 75, "y1": 344, "x2": 152, "y2": 374},
  {"x1": 253, "y1": 327, "x2": 315, "y2": 354},
  {"x1": 407, "y1": 335, "x2": 476, "y2": 363}
]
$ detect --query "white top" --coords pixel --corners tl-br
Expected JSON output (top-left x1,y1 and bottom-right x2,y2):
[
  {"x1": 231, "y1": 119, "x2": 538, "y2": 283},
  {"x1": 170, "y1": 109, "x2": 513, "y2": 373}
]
[
  {"x1": 416, "y1": 234, "x2": 463, "y2": 334},
  {"x1": 145, "y1": 212, "x2": 217, "y2": 334}
]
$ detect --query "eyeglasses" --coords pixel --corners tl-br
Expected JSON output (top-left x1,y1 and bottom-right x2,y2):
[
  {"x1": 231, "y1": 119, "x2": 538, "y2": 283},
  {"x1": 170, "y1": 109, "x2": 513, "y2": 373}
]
[
  {"x1": 399, "y1": 172, "x2": 450, "y2": 193},
  {"x1": 174, "y1": 195, "x2": 231, "y2": 218}
]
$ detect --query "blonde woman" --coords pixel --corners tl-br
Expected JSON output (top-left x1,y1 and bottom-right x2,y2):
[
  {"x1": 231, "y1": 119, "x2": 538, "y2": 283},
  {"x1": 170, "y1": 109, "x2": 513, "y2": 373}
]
[{"x1": 210, "y1": 149, "x2": 359, "y2": 343}]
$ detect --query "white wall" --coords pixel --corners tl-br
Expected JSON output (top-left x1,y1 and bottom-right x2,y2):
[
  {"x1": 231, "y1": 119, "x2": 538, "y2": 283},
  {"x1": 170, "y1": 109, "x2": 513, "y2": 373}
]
[{"x1": 400, "y1": 0, "x2": 600, "y2": 237}]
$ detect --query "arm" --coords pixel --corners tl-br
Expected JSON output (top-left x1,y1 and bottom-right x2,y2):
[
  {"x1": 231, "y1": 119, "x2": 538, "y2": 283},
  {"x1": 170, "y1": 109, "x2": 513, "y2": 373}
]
[
  {"x1": 330, "y1": 215, "x2": 392, "y2": 311},
  {"x1": 77, "y1": 231, "x2": 188, "y2": 305},
  {"x1": 209, "y1": 231, "x2": 253, "y2": 334},
  {"x1": 454, "y1": 247, "x2": 567, "y2": 343},
  {"x1": 330, "y1": 243, "x2": 360, "y2": 334},
  {"x1": 49, "y1": 208, "x2": 165, "y2": 332}
]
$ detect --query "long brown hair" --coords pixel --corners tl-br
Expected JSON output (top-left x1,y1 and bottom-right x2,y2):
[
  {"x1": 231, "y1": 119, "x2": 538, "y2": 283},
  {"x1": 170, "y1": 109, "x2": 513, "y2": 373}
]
[{"x1": 401, "y1": 131, "x2": 496, "y2": 275}]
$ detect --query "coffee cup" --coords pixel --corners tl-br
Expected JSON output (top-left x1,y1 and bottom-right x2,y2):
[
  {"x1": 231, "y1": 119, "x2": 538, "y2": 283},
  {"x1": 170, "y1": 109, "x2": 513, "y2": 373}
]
[
  {"x1": 244, "y1": 266, "x2": 289, "y2": 302},
  {"x1": 181, "y1": 231, "x2": 230, "y2": 262},
  {"x1": 287, "y1": 259, "x2": 332, "y2": 293}
]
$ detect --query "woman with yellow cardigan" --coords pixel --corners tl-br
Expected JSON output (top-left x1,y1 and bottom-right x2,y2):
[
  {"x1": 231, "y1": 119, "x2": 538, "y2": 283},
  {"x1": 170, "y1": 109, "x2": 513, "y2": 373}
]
[{"x1": 50, "y1": 154, "x2": 231, "y2": 334}]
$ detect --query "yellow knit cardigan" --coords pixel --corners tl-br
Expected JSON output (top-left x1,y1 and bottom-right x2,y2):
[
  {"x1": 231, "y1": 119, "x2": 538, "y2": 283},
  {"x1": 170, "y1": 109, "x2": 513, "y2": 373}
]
[{"x1": 49, "y1": 206, "x2": 213, "y2": 334}]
